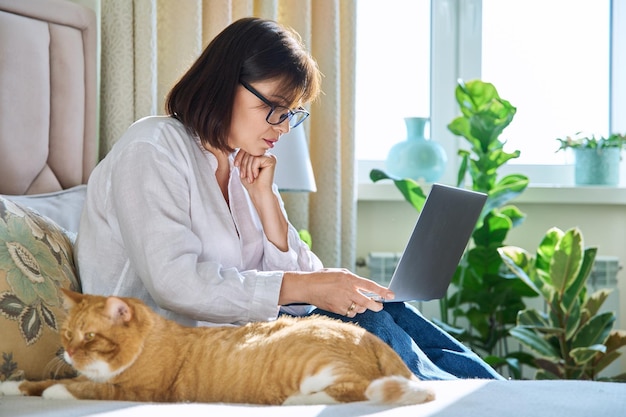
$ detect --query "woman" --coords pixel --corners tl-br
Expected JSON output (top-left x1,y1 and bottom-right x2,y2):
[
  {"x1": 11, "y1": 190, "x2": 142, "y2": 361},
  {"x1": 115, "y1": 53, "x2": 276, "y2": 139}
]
[{"x1": 75, "y1": 17, "x2": 502, "y2": 381}]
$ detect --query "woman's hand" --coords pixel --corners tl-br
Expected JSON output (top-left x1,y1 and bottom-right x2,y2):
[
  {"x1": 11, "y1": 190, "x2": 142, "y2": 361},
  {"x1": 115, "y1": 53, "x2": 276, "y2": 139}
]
[
  {"x1": 279, "y1": 269, "x2": 395, "y2": 317},
  {"x1": 234, "y1": 149, "x2": 276, "y2": 192}
]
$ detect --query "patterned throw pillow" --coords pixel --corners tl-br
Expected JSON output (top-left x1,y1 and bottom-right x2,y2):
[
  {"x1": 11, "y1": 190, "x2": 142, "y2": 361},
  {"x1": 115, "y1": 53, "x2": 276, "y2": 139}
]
[{"x1": 0, "y1": 196, "x2": 80, "y2": 381}]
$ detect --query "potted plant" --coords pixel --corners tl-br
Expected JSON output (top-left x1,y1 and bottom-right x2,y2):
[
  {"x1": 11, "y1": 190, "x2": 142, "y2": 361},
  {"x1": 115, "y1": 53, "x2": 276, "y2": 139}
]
[
  {"x1": 556, "y1": 132, "x2": 625, "y2": 186},
  {"x1": 499, "y1": 227, "x2": 626, "y2": 381}
]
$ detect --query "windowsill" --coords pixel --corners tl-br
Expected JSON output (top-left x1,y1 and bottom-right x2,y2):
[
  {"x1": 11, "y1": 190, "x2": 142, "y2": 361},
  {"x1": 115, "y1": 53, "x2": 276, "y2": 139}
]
[{"x1": 357, "y1": 182, "x2": 626, "y2": 205}]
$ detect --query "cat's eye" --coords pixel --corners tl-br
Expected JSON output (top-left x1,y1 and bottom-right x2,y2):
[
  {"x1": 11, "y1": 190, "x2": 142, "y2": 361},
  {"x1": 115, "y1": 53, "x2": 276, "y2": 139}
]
[{"x1": 84, "y1": 332, "x2": 96, "y2": 341}]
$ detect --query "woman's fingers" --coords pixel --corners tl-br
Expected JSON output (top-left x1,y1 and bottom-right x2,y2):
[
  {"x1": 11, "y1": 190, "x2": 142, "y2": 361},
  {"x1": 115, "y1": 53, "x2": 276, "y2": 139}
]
[
  {"x1": 354, "y1": 276, "x2": 395, "y2": 303},
  {"x1": 324, "y1": 269, "x2": 392, "y2": 315},
  {"x1": 235, "y1": 151, "x2": 276, "y2": 185},
  {"x1": 236, "y1": 151, "x2": 257, "y2": 182}
]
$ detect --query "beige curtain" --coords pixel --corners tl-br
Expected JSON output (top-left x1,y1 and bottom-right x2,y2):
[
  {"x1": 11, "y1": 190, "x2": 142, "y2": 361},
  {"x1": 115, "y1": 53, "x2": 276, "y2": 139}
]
[{"x1": 99, "y1": 0, "x2": 356, "y2": 269}]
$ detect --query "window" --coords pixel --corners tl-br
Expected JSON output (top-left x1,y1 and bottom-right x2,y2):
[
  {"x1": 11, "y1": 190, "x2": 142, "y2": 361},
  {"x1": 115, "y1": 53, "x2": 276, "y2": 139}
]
[
  {"x1": 356, "y1": 0, "x2": 624, "y2": 185},
  {"x1": 355, "y1": 0, "x2": 430, "y2": 162},
  {"x1": 482, "y1": 0, "x2": 610, "y2": 165}
]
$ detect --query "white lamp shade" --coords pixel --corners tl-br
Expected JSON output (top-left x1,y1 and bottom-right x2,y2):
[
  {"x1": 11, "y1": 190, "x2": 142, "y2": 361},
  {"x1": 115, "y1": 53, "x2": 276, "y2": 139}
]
[{"x1": 272, "y1": 124, "x2": 317, "y2": 192}]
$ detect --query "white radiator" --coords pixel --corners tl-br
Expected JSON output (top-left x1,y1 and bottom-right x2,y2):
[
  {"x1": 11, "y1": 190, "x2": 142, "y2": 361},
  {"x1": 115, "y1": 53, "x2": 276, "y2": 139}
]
[
  {"x1": 588, "y1": 256, "x2": 621, "y2": 378},
  {"x1": 367, "y1": 252, "x2": 401, "y2": 286},
  {"x1": 589, "y1": 256, "x2": 620, "y2": 289}
]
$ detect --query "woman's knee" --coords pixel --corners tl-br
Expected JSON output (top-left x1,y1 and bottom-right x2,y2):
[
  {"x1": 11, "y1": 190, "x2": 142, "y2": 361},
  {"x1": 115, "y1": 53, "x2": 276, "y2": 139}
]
[{"x1": 312, "y1": 308, "x2": 400, "y2": 344}]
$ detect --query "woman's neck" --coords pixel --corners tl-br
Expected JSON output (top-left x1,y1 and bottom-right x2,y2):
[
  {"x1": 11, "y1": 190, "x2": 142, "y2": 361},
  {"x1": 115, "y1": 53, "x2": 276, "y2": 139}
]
[{"x1": 203, "y1": 144, "x2": 232, "y2": 205}]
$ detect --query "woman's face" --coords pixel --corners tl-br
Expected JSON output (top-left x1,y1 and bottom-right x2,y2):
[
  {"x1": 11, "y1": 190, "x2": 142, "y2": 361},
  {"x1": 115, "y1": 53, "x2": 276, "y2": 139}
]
[{"x1": 229, "y1": 79, "x2": 294, "y2": 156}]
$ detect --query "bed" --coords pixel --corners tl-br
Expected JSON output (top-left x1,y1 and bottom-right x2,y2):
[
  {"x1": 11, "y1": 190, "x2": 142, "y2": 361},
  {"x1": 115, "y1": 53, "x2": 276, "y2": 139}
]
[{"x1": 1, "y1": 0, "x2": 625, "y2": 416}]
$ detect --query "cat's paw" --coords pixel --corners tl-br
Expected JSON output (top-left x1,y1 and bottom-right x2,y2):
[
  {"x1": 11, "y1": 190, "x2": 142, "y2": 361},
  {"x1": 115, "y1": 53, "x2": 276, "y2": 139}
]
[
  {"x1": 366, "y1": 376, "x2": 435, "y2": 405},
  {"x1": 0, "y1": 381, "x2": 25, "y2": 396},
  {"x1": 42, "y1": 384, "x2": 76, "y2": 400}
]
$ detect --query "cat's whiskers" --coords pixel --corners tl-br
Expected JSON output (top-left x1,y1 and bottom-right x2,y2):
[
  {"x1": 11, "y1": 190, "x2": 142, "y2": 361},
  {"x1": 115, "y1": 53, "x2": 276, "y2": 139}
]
[{"x1": 42, "y1": 350, "x2": 75, "y2": 380}]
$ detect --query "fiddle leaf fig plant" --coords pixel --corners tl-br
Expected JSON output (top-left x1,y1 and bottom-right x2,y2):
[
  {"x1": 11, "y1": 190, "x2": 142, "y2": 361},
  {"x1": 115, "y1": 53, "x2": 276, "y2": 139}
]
[
  {"x1": 440, "y1": 80, "x2": 532, "y2": 378},
  {"x1": 499, "y1": 227, "x2": 626, "y2": 381},
  {"x1": 371, "y1": 79, "x2": 532, "y2": 378}
]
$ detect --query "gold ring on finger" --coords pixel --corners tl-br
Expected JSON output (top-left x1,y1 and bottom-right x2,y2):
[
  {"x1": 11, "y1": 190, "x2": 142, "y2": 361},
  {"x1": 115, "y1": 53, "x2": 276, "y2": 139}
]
[{"x1": 346, "y1": 301, "x2": 356, "y2": 316}]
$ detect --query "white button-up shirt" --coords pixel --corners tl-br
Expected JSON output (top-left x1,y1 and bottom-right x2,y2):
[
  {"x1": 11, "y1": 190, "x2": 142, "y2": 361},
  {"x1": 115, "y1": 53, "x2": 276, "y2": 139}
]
[{"x1": 75, "y1": 116, "x2": 322, "y2": 326}]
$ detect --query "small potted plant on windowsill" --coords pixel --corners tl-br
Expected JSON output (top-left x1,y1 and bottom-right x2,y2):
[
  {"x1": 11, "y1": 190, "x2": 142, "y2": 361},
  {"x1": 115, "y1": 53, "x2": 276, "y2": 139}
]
[{"x1": 556, "y1": 132, "x2": 625, "y2": 186}]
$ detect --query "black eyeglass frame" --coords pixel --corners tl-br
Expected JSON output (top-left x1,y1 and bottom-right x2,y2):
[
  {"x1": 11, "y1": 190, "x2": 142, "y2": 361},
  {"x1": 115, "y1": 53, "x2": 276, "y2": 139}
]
[{"x1": 239, "y1": 80, "x2": 309, "y2": 129}]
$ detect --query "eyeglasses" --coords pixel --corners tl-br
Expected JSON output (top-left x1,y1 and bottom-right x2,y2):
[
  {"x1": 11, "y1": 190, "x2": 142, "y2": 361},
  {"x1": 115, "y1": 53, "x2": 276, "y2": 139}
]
[{"x1": 240, "y1": 80, "x2": 309, "y2": 129}]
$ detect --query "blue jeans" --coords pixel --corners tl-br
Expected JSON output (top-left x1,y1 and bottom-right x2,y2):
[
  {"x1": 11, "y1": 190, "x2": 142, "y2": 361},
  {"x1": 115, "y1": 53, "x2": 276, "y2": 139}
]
[{"x1": 288, "y1": 302, "x2": 504, "y2": 381}]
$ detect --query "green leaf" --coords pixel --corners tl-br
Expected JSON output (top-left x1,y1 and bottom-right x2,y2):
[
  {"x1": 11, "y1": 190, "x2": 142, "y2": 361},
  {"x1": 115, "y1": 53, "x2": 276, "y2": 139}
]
[
  {"x1": 498, "y1": 246, "x2": 546, "y2": 297},
  {"x1": 498, "y1": 205, "x2": 526, "y2": 228},
  {"x1": 484, "y1": 175, "x2": 529, "y2": 213},
  {"x1": 507, "y1": 350, "x2": 542, "y2": 368},
  {"x1": 517, "y1": 309, "x2": 561, "y2": 333},
  {"x1": 536, "y1": 227, "x2": 564, "y2": 278},
  {"x1": 456, "y1": 151, "x2": 470, "y2": 187},
  {"x1": 484, "y1": 355, "x2": 524, "y2": 379},
  {"x1": 564, "y1": 299, "x2": 581, "y2": 341},
  {"x1": 472, "y1": 211, "x2": 511, "y2": 247},
  {"x1": 448, "y1": 117, "x2": 474, "y2": 143},
  {"x1": 583, "y1": 288, "x2": 612, "y2": 318},
  {"x1": 570, "y1": 344, "x2": 607, "y2": 366},
  {"x1": 456, "y1": 79, "x2": 501, "y2": 115},
  {"x1": 535, "y1": 369, "x2": 562, "y2": 380},
  {"x1": 594, "y1": 350, "x2": 622, "y2": 375},
  {"x1": 509, "y1": 326, "x2": 561, "y2": 358},
  {"x1": 394, "y1": 180, "x2": 427, "y2": 212},
  {"x1": 369, "y1": 169, "x2": 427, "y2": 212},
  {"x1": 369, "y1": 168, "x2": 391, "y2": 183},
  {"x1": 605, "y1": 329, "x2": 626, "y2": 353},
  {"x1": 572, "y1": 311, "x2": 615, "y2": 348},
  {"x1": 298, "y1": 229, "x2": 312, "y2": 249},
  {"x1": 466, "y1": 307, "x2": 491, "y2": 340},
  {"x1": 534, "y1": 358, "x2": 565, "y2": 379},
  {"x1": 550, "y1": 228, "x2": 583, "y2": 296},
  {"x1": 562, "y1": 247, "x2": 597, "y2": 312}
]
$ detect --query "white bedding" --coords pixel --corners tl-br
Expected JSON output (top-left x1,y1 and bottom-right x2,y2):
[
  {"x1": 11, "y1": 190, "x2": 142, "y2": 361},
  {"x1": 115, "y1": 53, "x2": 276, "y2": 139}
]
[{"x1": 2, "y1": 379, "x2": 626, "y2": 417}]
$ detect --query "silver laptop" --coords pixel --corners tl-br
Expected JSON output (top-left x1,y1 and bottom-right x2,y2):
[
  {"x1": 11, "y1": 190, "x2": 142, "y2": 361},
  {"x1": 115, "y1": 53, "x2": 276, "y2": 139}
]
[{"x1": 367, "y1": 183, "x2": 487, "y2": 302}]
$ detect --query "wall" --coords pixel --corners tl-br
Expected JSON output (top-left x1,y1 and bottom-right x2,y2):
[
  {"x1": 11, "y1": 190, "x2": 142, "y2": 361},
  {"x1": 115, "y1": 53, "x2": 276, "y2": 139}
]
[{"x1": 356, "y1": 184, "x2": 626, "y2": 375}]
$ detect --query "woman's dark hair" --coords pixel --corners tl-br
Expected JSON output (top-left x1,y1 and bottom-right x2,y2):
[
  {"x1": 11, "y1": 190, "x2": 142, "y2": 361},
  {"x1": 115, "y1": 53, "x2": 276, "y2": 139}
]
[{"x1": 166, "y1": 17, "x2": 322, "y2": 152}]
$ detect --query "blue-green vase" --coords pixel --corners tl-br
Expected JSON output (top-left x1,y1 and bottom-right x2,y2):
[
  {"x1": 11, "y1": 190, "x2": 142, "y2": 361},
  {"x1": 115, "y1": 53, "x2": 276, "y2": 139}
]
[
  {"x1": 385, "y1": 117, "x2": 447, "y2": 182},
  {"x1": 574, "y1": 147, "x2": 620, "y2": 186}
]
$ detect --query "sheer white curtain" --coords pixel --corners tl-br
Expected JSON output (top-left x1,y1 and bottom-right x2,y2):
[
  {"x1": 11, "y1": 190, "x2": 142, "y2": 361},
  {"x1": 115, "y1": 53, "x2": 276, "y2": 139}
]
[{"x1": 98, "y1": 0, "x2": 357, "y2": 268}]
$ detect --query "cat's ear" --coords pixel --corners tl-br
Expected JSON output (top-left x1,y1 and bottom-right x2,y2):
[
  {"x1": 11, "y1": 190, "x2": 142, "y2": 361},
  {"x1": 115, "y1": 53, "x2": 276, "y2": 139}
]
[
  {"x1": 60, "y1": 288, "x2": 84, "y2": 310},
  {"x1": 104, "y1": 297, "x2": 133, "y2": 324}
]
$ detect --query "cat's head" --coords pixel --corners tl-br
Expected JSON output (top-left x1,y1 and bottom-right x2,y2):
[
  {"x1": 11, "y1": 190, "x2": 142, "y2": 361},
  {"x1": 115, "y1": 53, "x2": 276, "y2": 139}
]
[{"x1": 59, "y1": 289, "x2": 151, "y2": 382}]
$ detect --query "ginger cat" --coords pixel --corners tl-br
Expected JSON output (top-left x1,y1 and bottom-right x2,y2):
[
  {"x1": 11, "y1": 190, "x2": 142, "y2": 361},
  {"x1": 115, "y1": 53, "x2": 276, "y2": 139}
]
[{"x1": 0, "y1": 289, "x2": 434, "y2": 406}]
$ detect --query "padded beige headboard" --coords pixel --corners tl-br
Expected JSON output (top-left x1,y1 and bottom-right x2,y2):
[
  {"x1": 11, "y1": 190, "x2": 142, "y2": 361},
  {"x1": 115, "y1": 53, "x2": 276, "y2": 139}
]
[{"x1": 0, "y1": 0, "x2": 97, "y2": 195}]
